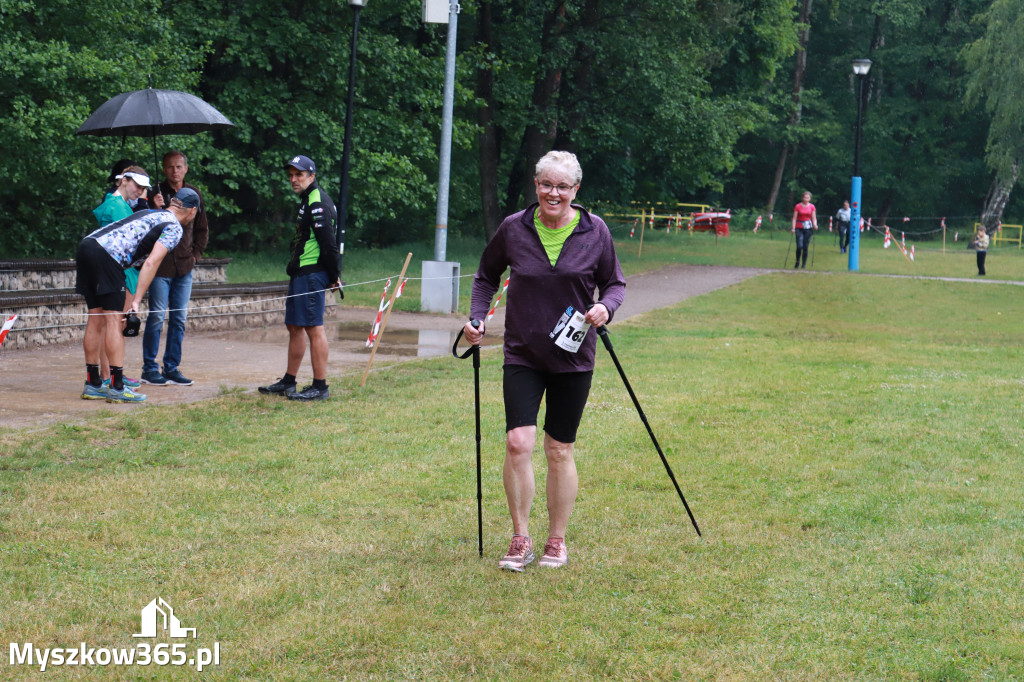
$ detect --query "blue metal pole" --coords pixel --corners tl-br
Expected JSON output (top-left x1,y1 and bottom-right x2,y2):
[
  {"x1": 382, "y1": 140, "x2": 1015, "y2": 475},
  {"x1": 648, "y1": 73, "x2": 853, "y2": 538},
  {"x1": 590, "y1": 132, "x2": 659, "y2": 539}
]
[
  {"x1": 848, "y1": 71, "x2": 867, "y2": 272},
  {"x1": 848, "y1": 176, "x2": 862, "y2": 271}
]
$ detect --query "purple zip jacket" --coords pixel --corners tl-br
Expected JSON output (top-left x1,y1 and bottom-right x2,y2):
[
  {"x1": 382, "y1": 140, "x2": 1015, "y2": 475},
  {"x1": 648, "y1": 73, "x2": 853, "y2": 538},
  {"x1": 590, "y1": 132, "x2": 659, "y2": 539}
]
[{"x1": 470, "y1": 203, "x2": 626, "y2": 373}]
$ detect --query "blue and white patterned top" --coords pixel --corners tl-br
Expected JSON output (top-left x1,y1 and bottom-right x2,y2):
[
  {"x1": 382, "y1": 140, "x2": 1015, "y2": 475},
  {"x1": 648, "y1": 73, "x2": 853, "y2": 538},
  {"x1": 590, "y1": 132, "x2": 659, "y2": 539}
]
[{"x1": 85, "y1": 210, "x2": 183, "y2": 267}]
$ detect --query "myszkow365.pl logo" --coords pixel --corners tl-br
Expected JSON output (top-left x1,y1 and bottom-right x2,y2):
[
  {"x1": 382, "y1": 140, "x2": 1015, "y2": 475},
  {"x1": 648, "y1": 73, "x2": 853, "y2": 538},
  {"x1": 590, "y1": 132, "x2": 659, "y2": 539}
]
[{"x1": 9, "y1": 597, "x2": 221, "y2": 673}]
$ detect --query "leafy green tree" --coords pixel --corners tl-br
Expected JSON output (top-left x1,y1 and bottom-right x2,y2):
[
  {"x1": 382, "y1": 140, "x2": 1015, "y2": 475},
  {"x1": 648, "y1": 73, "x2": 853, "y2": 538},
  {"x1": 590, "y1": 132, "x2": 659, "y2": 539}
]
[
  {"x1": 731, "y1": 0, "x2": 993, "y2": 226},
  {"x1": 963, "y1": 0, "x2": 1024, "y2": 230},
  {"x1": 162, "y1": 0, "x2": 467, "y2": 251},
  {"x1": 470, "y1": 0, "x2": 797, "y2": 238},
  {"x1": 0, "y1": 1, "x2": 203, "y2": 257}
]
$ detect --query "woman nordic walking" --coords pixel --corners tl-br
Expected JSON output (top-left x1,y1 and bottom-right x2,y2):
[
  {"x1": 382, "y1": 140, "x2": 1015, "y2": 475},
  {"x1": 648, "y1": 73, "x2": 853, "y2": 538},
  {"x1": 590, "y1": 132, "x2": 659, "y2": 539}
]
[
  {"x1": 791, "y1": 191, "x2": 818, "y2": 268},
  {"x1": 462, "y1": 150, "x2": 626, "y2": 571}
]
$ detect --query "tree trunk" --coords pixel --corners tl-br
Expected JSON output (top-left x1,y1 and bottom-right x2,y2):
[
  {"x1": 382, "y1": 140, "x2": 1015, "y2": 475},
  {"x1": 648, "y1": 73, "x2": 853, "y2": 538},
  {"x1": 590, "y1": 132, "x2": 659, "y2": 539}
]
[
  {"x1": 474, "y1": 1, "x2": 501, "y2": 241},
  {"x1": 553, "y1": 0, "x2": 599, "y2": 156},
  {"x1": 501, "y1": 4, "x2": 567, "y2": 216},
  {"x1": 981, "y1": 160, "x2": 1019, "y2": 233},
  {"x1": 766, "y1": 0, "x2": 813, "y2": 212}
]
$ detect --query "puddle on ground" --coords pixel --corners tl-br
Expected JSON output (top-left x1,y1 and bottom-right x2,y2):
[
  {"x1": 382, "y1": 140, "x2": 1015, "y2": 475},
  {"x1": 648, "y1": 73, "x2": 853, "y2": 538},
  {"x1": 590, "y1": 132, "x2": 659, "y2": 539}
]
[
  {"x1": 209, "y1": 321, "x2": 502, "y2": 358},
  {"x1": 334, "y1": 323, "x2": 502, "y2": 358}
]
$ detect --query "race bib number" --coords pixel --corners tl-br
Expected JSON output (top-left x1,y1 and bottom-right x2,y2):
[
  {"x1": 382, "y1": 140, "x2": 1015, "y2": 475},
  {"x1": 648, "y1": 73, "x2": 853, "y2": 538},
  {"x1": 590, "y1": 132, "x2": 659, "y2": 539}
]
[{"x1": 551, "y1": 308, "x2": 590, "y2": 353}]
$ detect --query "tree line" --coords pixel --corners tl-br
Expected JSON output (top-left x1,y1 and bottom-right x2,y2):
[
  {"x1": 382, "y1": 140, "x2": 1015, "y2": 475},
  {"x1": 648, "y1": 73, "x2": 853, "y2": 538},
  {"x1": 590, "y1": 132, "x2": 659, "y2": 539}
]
[{"x1": 1, "y1": 0, "x2": 1020, "y2": 259}]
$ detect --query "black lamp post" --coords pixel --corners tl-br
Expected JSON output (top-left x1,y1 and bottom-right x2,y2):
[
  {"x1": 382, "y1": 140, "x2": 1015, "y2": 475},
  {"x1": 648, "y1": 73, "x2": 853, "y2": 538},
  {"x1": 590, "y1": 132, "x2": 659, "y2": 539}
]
[
  {"x1": 849, "y1": 57, "x2": 871, "y2": 271},
  {"x1": 337, "y1": 0, "x2": 367, "y2": 261},
  {"x1": 852, "y1": 58, "x2": 871, "y2": 178}
]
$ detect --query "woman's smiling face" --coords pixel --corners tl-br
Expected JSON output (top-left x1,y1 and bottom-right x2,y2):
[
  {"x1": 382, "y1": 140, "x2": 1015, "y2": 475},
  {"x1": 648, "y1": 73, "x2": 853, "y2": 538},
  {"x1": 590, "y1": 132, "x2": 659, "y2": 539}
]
[{"x1": 534, "y1": 169, "x2": 579, "y2": 227}]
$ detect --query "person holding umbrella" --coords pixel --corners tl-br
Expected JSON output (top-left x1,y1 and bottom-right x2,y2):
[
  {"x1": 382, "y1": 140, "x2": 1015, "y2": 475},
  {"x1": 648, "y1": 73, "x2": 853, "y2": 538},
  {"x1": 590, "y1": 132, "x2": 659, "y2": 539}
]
[
  {"x1": 140, "y1": 150, "x2": 209, "y2": 387},
  {"x1": 462, "y1": 150, "x2": 626, "y2": 571},
  {"x1": 77, "y1": 190, "x2": 199, "y2": 403}
]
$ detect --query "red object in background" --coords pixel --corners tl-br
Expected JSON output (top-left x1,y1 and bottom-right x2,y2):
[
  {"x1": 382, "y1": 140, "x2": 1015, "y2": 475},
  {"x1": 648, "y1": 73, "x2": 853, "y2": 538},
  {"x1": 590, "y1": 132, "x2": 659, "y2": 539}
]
[{"x1": 690, "y1": 212, "x2": 731, "y2": 236}]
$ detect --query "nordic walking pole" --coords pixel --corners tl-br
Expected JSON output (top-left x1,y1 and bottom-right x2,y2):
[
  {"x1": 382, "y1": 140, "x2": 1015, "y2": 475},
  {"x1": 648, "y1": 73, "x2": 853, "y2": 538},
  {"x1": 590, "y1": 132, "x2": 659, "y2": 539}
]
[
  {"x1": 784, "y1": 229, "x2": 794, "y2": 268},
  {"x1": 594, "y1": 323, "x2": 702, "y2": 537},
  {"x1": 452, "y1": 319, "x2": 484, "y2": 557},
  {"x1": 811, "y1": 229, "x2": 817, "y2": 268}
]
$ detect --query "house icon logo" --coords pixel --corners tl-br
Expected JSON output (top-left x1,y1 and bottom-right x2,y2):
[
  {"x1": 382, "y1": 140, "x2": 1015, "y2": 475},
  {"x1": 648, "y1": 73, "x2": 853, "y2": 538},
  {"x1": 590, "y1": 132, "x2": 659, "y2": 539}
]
[{"x1": 132, "y1": 597, "x2": 197, "y2": 639}]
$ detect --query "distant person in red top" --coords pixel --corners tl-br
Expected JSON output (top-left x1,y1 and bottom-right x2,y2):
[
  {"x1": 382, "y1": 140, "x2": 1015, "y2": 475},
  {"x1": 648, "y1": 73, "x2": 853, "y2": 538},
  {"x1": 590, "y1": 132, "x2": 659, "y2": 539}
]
[{"x1": 790, "y1": 191, "x2": 818, "y2": 269}]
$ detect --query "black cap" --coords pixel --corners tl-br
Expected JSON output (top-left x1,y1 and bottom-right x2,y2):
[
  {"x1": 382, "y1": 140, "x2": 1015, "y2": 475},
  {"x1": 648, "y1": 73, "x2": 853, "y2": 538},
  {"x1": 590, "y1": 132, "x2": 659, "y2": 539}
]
[
  {"x1": 107, "y1": 158, "x2": 134, "y2": 184},
  {"x1": 174, "y1": 187, "x2": 200, "y2": 209},
  {"x1": 284, "y1": 154, "x2": 316, "y2": 174}
]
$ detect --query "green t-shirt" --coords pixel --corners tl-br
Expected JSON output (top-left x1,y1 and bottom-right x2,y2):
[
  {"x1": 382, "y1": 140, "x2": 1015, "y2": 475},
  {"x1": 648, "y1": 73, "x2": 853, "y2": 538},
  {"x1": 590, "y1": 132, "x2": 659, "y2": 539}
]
[
  {"x1": 92, "y1": 193, "x2": 138, "y2": 294},
  {"x1": 92, "y1": 193, "x2": 132, "y2": 227},
  {"x1": 534, "y1": 209, "x2": 580, "y2": 266},
  {"x1": 299, "y1": 187, "x2": 323, "y2": 268}
]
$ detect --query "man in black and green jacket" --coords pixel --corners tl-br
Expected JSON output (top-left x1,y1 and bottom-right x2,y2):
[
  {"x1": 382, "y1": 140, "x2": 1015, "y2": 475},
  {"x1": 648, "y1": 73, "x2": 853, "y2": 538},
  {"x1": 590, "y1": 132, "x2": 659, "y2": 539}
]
[{"x1": 259, "y1": 155, "x2": 341, "y2": 401}]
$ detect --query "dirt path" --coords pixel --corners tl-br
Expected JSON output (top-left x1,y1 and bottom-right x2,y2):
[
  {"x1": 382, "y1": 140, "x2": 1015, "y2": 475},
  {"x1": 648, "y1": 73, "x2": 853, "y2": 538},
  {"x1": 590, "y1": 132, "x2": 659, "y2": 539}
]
[{"x1": 0, "y1": 264, "x2": 769, "y2": 431}]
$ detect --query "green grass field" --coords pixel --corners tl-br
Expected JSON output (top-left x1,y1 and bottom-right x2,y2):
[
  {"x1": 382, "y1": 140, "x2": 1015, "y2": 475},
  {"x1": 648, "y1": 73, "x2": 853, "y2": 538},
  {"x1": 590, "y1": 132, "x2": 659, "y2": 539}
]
[
  {"x1": 224, "y1": 226, "x2": 1024, "y2": 315},
  {"x1": 2, "y1": 269, "x2": 1022, "y2": 679}
]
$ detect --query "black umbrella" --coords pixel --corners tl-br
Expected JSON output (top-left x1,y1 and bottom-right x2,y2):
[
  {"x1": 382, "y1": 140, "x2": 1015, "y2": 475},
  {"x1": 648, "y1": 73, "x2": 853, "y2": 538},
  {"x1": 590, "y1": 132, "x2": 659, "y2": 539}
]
[{"x1": 76, "y1": 87, "x2": 234, "y2": 180}]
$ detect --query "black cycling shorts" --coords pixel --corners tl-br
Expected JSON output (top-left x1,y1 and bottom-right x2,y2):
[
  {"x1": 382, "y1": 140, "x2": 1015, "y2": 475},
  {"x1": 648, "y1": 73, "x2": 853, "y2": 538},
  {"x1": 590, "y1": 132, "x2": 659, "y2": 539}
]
[
  {"x1": 75, "y1": 238, "x2": 127, "y2": 311},
  {"x1": 503, "y1": 364, "x2": 593, "y2": 444}
]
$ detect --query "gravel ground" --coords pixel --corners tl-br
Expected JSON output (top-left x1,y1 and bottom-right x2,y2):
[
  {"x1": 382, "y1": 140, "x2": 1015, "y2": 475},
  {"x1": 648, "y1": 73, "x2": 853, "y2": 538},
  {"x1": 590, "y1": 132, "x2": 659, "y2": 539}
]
[{"x1": 0, "y1": 264, "x2": 770, "y2": 431}]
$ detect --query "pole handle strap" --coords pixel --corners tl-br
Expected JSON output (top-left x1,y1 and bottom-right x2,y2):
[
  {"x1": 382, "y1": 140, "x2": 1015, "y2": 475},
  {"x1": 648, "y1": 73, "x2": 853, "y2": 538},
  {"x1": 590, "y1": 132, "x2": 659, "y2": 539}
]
[{"x1": 452, "y1": 319, "x2": 482, "y2": 360}]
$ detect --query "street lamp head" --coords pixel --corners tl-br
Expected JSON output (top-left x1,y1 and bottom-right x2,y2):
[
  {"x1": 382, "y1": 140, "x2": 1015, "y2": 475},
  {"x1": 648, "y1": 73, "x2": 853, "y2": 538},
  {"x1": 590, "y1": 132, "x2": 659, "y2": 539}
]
[
  {"x1": 349, "y1": 0, "x2": 367, "y2": 6},
  {"x1": 852, "y1": 58, "x2": 872, "y2": 76}
]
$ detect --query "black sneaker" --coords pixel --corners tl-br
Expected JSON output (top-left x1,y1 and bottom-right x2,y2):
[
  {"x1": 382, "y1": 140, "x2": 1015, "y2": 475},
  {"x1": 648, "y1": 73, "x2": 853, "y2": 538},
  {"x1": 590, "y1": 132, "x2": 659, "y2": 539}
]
[
  {"x1": 287, "y1": 385, "x2": 330, "y2": 401},
  {"x1": 258, "y1": 378, "x2": 297, "y2": 396},
  {"x1": 141, "y1": 371, "x2": 169, "y2": 386},
  {"x1": 162, "y1": 368, "x2": 194, "y2": 386}
]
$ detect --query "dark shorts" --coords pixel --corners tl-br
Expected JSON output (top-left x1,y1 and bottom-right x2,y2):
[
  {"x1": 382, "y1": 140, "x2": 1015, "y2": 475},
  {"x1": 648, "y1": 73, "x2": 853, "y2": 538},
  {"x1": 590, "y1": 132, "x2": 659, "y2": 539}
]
[
  {"x1": 503, "y1": 364, "x2": 593, "y2": 444},
  {"x1": 75, "y1": 238, "x2": 127, "y2": 311},
  {"x1": 285, "y1": 270, "x2": 329, "y2": 327}
]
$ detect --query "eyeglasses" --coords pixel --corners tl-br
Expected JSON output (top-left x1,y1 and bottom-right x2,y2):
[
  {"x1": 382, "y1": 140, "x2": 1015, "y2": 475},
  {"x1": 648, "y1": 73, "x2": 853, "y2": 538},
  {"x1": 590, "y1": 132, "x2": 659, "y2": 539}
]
[{"x1": 537, "y1": 181, "x2": 576, "y2": 194}]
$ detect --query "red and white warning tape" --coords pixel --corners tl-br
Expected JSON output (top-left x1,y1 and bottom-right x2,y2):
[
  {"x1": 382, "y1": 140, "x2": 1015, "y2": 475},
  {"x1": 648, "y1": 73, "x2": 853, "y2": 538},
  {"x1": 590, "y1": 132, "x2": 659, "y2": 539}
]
[
  {"x1": 0, "y1": 314, "x2": 17, "y2": 347},
  {"x1": 487, "y1": 277, "x2": 510, "y2": 322}
]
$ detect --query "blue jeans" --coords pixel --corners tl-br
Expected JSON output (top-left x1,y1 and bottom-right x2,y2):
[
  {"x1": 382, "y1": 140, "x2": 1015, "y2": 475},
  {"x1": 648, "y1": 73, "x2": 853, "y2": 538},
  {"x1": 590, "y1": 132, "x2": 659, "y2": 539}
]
[{"x1": 143, "y1": 271, "x2": 193, "y2": 374}]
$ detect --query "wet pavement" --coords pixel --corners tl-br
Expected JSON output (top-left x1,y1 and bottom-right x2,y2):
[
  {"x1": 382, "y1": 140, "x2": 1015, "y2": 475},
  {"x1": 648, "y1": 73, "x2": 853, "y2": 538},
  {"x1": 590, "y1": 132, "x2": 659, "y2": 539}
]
[{"x1": 0, "y1": 264, "x2": 770, "y2": 431}]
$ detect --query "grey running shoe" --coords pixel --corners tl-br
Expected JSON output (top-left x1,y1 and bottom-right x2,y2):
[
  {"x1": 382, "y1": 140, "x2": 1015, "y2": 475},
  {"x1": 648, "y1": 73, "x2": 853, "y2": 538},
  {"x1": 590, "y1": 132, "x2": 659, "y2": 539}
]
[
  {"x1": 106, "y1": 385, "x2": 147, "y2": 403},
  {"x1": 81, "y1": 381, "x2": 107, "y2": 400},
  {"x1": 498, "y1": 535, "x2": 534, "y2": 572}
]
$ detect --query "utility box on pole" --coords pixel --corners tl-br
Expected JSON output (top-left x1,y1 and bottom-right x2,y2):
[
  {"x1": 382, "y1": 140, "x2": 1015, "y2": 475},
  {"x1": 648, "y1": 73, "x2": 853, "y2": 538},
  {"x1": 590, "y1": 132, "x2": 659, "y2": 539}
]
[
  {"x1": 422, "y1": 0, "x2": 448, "y2": 23},
  {"x1": 421, "y1": 0, "x2": 460, "y2": 313},
  {"x1": 420, "y1": 260, "x2": 460, "y2": 313}
]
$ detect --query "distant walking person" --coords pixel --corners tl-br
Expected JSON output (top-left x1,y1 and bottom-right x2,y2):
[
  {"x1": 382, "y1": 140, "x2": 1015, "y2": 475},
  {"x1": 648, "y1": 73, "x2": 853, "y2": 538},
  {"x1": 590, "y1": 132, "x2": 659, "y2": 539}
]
[
  {"x1": 835, "y1": 200, "x2": 851, "y2": 254},
  {"x1": 974, "y1": 226, "x2": 989, "y2": 276},
  {"x1": 258, "y1": 155, "x2": 341, "y2": 401},
  {"x1": 791, "y1": 191, "x2": 818, "y2": 268},
  {"x1": 141, "y1": 151, "x2": 209, "y2": 387}
]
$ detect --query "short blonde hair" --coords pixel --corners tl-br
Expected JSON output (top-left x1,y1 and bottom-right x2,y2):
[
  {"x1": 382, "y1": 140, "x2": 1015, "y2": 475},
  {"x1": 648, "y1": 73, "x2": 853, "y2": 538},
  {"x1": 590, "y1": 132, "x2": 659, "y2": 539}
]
[{"x1": 535, "y1": 150, "x2": 582, "y2": 186}]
